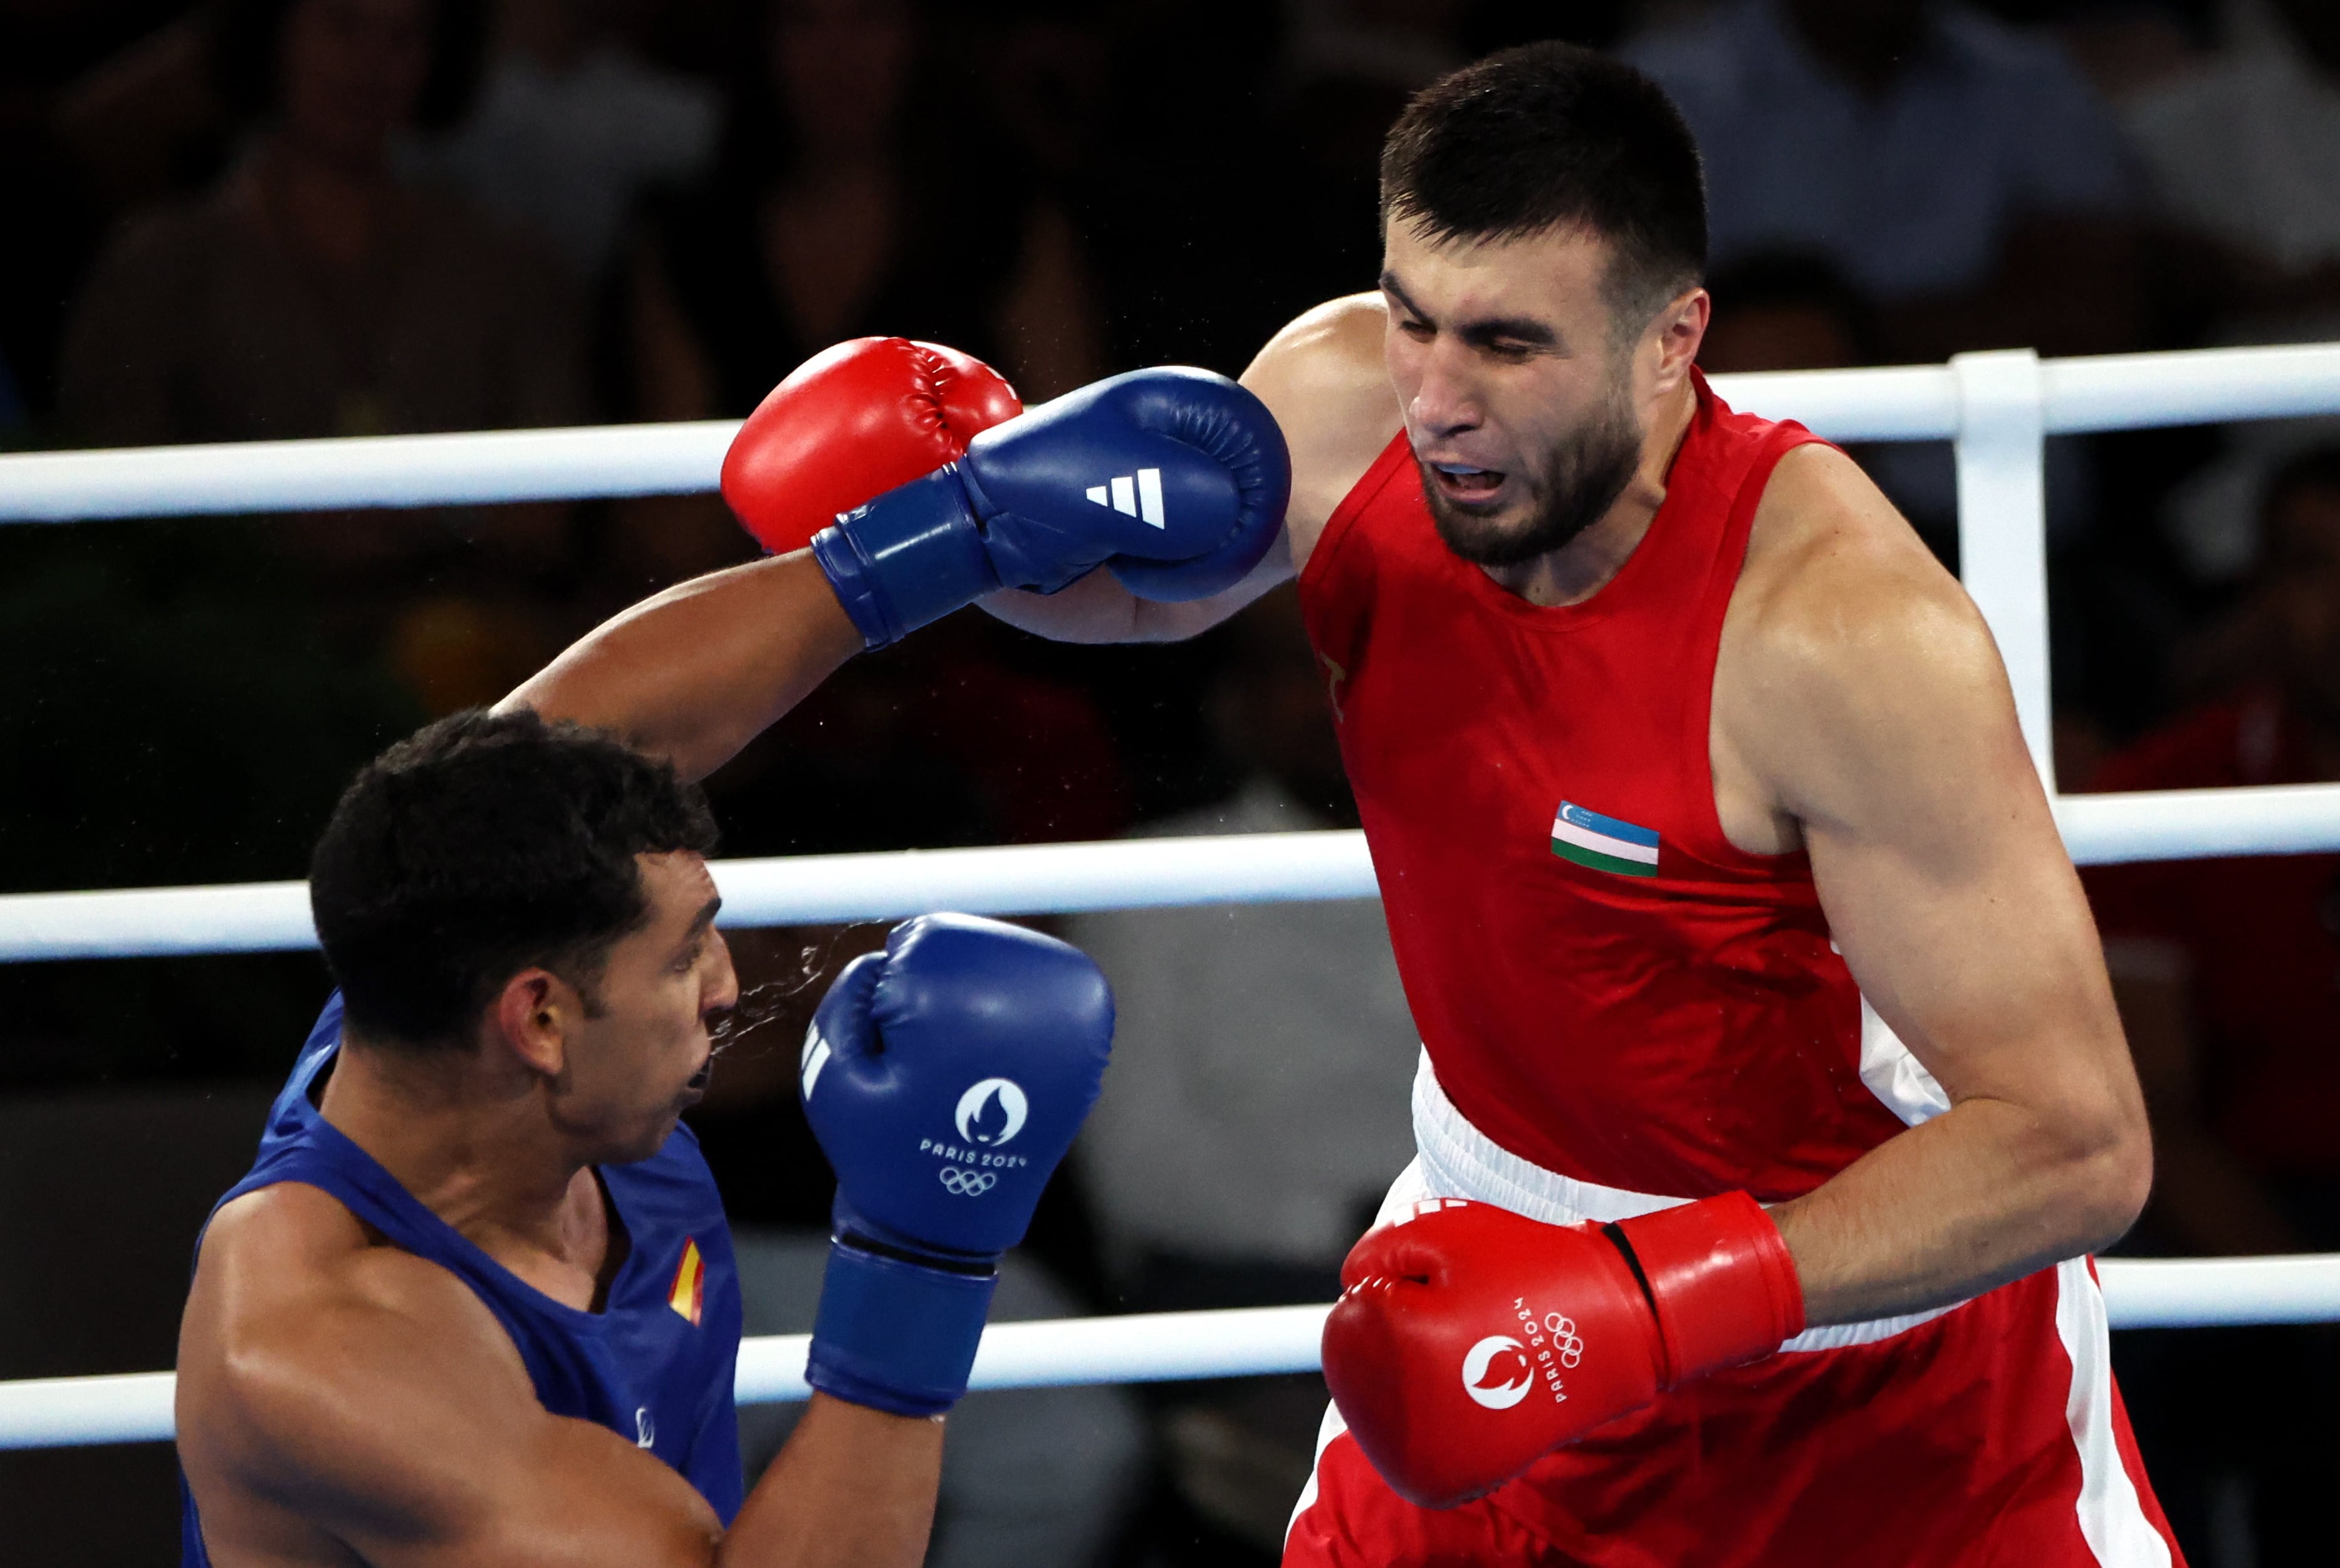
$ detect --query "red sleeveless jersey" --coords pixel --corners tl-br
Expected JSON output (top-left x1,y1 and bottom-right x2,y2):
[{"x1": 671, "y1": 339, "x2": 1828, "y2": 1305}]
[{"x1": 1298, "y1": 375, "x2": 1911, "y2": 1201}]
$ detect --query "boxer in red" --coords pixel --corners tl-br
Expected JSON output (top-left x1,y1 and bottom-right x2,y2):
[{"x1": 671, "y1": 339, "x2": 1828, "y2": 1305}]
[{"x1": 983, "y1": 41, "x2": 2183, "y2": 1568}]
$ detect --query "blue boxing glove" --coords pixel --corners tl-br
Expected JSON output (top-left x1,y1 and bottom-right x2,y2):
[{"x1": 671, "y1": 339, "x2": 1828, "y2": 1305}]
[
  {"x1": 799, "y1": 914, "x2": 1114, "y2": 1416},
  {"x1": 811, "y1": 366, "x2": 1290, "y2": 648}
]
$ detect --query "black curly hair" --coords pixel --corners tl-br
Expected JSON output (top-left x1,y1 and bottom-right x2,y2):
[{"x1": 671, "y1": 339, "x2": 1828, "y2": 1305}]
[{"x1": 309, "y1": 709, "x2": 719, "y2": 1049}]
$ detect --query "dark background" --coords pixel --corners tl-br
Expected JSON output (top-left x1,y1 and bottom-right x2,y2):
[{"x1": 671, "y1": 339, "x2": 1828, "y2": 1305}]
[{"x1": 3, "y1": 0, "x2": 2338, "y2": 1563}]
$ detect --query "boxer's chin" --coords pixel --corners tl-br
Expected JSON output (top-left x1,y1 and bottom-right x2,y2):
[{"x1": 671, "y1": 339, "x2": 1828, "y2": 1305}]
[
  {"x1": 1426, "y1": 488, "x2": 1560, "y2": 566},
  {"x1": 1426, "y1": 393, "x2": 1645, "y2": 569},
  {"x1": 1421, "y1": 447, "x2": 1637, "y2": 569}
]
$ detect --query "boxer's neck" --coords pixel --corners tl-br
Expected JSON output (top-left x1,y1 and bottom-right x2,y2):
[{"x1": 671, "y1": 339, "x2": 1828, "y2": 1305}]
[
  {"x1": 320, "y1": 1032, "x2": 609, "y2": 1287},
  {"x1": 1477, "y1": 375, "x2": 1699, "y2": 610}
]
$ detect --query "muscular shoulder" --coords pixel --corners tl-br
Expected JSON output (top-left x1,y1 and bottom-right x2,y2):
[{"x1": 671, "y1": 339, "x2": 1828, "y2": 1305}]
[
  {"x1": 180, "y1": 1184, "x2": 529, "y2": 1495},
  {"x1": 1240, "y1": 295, "x2": 1404, "y2": 567},
  {"x1": 1725, "y1": 445, "x2": 2019, "y2": 827},
  {"x1": 183, "y1": 1185, "x2": 721, "y2": 1564}
]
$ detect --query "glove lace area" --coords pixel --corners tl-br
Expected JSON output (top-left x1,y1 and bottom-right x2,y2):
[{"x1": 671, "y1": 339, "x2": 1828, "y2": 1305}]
[
  {"x1": 1598, "y1": 1220, "x2": 1661, "y2": 1314},
  {"x1": 836, "y1": 1227, "x2": 998, "y2": 1278}
]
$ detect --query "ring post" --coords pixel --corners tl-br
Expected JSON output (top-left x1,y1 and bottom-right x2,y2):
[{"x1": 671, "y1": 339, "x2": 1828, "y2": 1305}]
[{"x1": 1951, "y1": 348, "x2": 2054, "y2": 788}]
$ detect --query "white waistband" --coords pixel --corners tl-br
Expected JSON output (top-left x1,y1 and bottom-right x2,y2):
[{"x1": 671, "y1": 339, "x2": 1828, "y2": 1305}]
[{"x1": 1407, "y1": 1052, "x2": 1962, "y2": 1352}]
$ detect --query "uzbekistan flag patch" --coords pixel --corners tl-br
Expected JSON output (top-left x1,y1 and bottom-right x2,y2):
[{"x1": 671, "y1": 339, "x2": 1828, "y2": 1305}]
[
  {"x1": 1550, "y1": 801, "x2": 1661, "y2": 877},
  {"x1": 668, "y1": 1238, "x2": 706, "y2": 1326}
]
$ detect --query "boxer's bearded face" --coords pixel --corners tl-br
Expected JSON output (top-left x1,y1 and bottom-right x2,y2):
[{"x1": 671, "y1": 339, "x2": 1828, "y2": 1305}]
[
  {"x1": 1421, "y1": 368, "x2": 1643, "y2": 568},
  {"x1": 1382, "y1": 222, "x2": 1656, "y2": 570}
]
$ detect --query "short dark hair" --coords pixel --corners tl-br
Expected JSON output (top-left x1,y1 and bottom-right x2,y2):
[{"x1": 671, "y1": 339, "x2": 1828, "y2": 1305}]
[
  {"x1": 211, "y1": 0, "x2": 488, "y2": 133},
  {"x1": 309, "y1": 709, "x2": 720, "y2": 1049},
  {"x1": 1379, "y1": 42, "x2": 1708, "y2": 333}
]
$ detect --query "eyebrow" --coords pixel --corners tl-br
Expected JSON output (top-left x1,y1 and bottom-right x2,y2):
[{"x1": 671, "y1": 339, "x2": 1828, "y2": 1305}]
[
  {"x1": 674, "y1": 896, "x2": 722, "y2": 956},
  {"x1": 1379, "y1": 270, "x2": 1562, "y2": 350}
]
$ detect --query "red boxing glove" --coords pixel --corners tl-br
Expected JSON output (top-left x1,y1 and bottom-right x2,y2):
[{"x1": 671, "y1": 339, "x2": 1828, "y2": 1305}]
[
  {"x1": 720, "y1": 337, "x2": 1021, "y2": 557},
  {"x1": 1322, "y1": 1193, "x2": 1803, "y2": 1508}
]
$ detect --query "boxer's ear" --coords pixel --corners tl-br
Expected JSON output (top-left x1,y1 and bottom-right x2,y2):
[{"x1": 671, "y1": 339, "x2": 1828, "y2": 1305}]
[
  {"x1": 1646, "y1": 285, "x2": 1710, "y2": 394},
  {"x1": 486, "y1": 969, "x2": 583, "y2": 1080}
]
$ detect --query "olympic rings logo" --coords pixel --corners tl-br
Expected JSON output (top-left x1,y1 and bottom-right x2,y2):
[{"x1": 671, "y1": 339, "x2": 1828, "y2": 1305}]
[
  {"x1": 939, "y1": 1167, "x2": 998, "y2": 1197},
  {"x1": 1544, "y1": 1313, "x2": 1584, "y2": 1367}
]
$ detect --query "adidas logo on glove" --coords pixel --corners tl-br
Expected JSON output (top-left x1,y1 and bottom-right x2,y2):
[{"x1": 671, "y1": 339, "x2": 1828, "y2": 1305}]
[{"x1": 1084, "y1": 469, "x2": 1167, "y2": 528}]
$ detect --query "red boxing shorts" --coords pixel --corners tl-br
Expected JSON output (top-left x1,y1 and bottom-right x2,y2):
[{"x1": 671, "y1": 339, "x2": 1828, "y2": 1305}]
[{"x1": 1285, "y1": 1080, "x2": 2185, "y2": 1567}]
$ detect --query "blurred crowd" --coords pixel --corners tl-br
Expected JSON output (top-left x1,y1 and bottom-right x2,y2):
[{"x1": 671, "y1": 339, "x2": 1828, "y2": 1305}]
[{"x1": 4, "y1": 0, "x2": 2340, "y2": 1564}]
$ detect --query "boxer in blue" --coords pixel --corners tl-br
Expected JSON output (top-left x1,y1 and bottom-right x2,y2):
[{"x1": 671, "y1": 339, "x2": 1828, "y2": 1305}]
[
  {"x1": 176, "y1": 362, "x2": 1287, "y2": 1568},
  {"x1": 177, "y1": 711, "x2": 1114, "y2": 1568}
]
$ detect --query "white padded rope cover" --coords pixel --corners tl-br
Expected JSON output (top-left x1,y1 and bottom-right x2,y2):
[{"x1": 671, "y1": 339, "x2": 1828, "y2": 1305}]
[
  {"x1": 3, "y1": 785, "x2": 2339, "y2": 962},
  {"x1": 5, "y1": 353, "x2": 2340, "y2": 1453},
  {"x1": 1, "y1": 345, "x2": 2336, "y2": 520},
  {"x1": 4, "y1": 1257, "x2": 2336, "y2": 1450}
]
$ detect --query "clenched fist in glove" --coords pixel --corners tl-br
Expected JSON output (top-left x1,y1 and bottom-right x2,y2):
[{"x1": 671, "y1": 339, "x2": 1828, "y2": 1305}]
[
  {"x1": 798, "y1": 914, "x2": 1114, "y2": 1417},
  {"x1": 812, "y1": 366, "x2": 1291, "y2": 647},
  {"x1": 1322, "y1": 1194, "x2": 1804, "y2": 1507},
  {"x1": 721, "y1": 337, "x2": 1023, "y2": 558}
]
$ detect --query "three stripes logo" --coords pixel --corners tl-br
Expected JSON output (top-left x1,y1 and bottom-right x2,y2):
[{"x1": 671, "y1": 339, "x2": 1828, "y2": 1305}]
[
  {"x1": 1085, "y1": 468, "x2": 1167, "y2": 528},
  {"x1": 1549, "y1": 801, "x2": 1661, "y2": 878}
]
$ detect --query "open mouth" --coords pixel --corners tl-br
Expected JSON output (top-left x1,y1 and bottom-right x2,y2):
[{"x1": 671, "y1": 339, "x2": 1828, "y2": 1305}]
[
  {"x1": 685, "y1": 1057, "x2": 713, "y2": 1094},
  {"x1": 1428, "y1": 461, "x2": 1507, "y2": 505}
]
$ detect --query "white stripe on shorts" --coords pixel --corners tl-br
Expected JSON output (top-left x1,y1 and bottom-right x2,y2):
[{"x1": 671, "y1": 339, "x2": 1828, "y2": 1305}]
[
  {"x1": 2054, "y1": 1257, "x2": 2172, "y2": 1565},
  {"x1": 1407, "y1": 1052, "x2": 1961, "y2": 1351}
]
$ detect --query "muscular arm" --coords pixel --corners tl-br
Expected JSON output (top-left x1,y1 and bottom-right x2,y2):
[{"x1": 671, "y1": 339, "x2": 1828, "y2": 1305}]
[
  {"x1": 180, "y1": 1189, "x2": 939, "y2": 1568},
  {"x1": 979, "y1": 293, "x2": 1400, "y2": 644},
  {"x1": 1728, "y1": 449, "x2": 2152, "y2": 1325},
  {"x1": 974, "y1": 541, "x2": 1293, "y2": 644},
  {"x1": 498, "y1": 551, "x2": 862, "y2": 785}
]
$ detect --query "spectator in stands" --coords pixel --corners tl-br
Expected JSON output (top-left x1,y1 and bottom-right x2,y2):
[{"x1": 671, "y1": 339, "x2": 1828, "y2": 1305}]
[
  {"x1": 59, "y1": 0, "x2": 590, "y2": 712},
  {"x1": 424, "y1": 0, "x2": 718, "y2": 285},
  {"x1": 1697, "y1": 251, "x2": 1873, "y2": 377},
  {"x1": 625, "y1": 0, "x2": 1105, "y2": 422},
  {"x1": 50, "y1": 10, "x2": 243, "y2": 222},
  {"x1": 2086, "y1": 444, "x2": 2340, "y2": 1257},
  {"x1": 2081, "y1": 442, "x2": 2340, "y2": 1564},
  {"x1": 1625, "y1": 0, "x2": 2148, "y2": 362},
  {"x1": 2036, "y1": 0, "x2": 2210, "y2": 104},
  {"x1": 608, "y1": 0, "x2": 1110, "y2": 602},
  {"x1": 61, "y1": 0, "x2": 582, "y2": 449},
  {"x1": 2117, "y1": 0, "x2": 2340, "y2": 624},
  {"x1": 1063, "y1": 588, "x2": 1421, "y2": 1555},
  {"x1": 2123, "y1": 0, "x2": 2340, "y2": 337},
  {"x1": 1273, "y1": 0, "x2": 1473, "y2": 296}
]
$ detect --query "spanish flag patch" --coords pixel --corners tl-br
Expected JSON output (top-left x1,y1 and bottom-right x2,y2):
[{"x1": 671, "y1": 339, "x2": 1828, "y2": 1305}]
[{"x1": 668, "y1": 1238, "x2": 706, "y2": 1326}]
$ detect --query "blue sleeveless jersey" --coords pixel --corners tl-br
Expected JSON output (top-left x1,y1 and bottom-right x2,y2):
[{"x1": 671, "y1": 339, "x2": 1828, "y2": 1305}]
[{"x1": 181, "y1": 995, "x2": 744, "y2": 1565}]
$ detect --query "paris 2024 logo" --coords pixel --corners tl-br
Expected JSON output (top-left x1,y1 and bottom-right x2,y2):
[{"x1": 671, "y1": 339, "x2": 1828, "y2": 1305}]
[{"x1": 1462, "y1": 1310, "x2": 1583, "y2": 1410}]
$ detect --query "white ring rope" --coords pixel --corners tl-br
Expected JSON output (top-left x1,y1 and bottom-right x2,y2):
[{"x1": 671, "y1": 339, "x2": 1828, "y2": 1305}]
[
  {"x1": 7, "y1": 347, "x2": 2340, "y2": 1453},
  {"x1": 3, "y1": 785, "x2": 2338, "y2": 963},
  {"x1": 1, "y1": 345, "x2": 2336, "y2": 520},
  {"x1": 5, "y1": 1257, "x2": 2336, "y2": 1451},
  {"x1": 0, "y1": 420, "x2": 741, "y2": 522}
]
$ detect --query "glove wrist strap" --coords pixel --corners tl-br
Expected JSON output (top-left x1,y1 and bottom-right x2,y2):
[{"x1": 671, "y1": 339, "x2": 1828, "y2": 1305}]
[
  {"x1": 807, "y1": 1237, "x2": 999, "y2": 1418},
  {"x1": 836, "y1": 1225, "x2": 996, "y2": 1277},
  {"x1": 811, "y1": 467, "x2": 1000, "y2": 649},
  {"x1": 1608, "y1": 1192, "x2": 1805, "y2": 1388}
]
